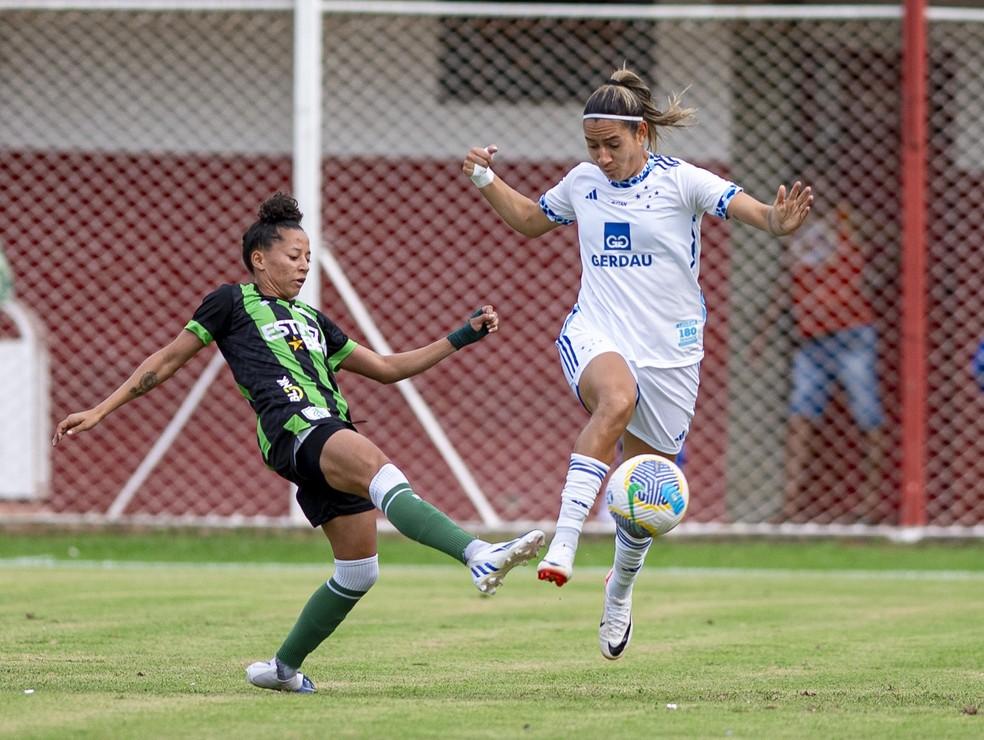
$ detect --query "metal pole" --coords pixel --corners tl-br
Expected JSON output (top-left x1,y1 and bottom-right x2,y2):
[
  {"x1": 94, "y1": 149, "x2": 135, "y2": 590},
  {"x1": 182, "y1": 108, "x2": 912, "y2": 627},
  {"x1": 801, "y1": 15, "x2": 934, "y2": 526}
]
[
  {"x1": 290, "y1": 0, "x2": 322, "y2": 523},
  {"x1": 294, "y1": 0, "x2": 322, "y2": 310},
  {"x1": 899, "y1": 0, "x2": 928, "y2": 527}
]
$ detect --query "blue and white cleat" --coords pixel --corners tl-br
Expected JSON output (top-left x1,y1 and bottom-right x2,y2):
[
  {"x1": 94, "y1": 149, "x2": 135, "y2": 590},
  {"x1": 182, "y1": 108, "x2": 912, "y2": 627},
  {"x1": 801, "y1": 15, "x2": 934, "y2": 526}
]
[
  {"x1": 598, "y1": 569, "x2": 633, "y2": 660},
  {"x1": 468, "y1": 530, "x2": 545, "y2": 595},
  {"x1": 246, "y1": 657, "x2": 317, "y2": 693}
]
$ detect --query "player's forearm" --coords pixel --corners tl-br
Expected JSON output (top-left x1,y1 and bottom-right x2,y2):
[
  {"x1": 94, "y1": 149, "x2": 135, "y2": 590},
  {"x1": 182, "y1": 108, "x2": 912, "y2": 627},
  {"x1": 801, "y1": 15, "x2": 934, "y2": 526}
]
[
  {"x1": 92, "y1": 349, "x2": 184, "y2": 419},
  {"x1": 729, "y1": 195, "x2": 773, "y2": 234},
  {"x1": 480, "y1": 180, "x2": 553, "y2": 237},
  {"x1": 376, "y1": 340, "x2": 456, "y2": 384}
]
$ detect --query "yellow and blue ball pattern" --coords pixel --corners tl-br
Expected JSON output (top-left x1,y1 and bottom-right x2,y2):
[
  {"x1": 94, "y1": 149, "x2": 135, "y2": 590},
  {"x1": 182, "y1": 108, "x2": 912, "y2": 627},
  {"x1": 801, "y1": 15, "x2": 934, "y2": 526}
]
[{"x1": 606, "y1": 455, "x2": 689, "y2": 538}]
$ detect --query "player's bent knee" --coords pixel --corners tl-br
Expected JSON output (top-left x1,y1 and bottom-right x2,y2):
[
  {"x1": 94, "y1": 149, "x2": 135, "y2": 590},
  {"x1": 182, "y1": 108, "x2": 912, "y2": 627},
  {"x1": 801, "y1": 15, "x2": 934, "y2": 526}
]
[{"x1": 596, "y1": 394, "x2": 636, "y2": 426}]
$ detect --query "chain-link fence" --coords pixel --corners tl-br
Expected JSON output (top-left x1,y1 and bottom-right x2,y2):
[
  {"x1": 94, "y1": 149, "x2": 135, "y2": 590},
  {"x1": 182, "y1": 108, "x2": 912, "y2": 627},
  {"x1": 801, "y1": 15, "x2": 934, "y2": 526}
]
[{"x1": 0, "y1": 3, "x2": 981, "y2": 533}]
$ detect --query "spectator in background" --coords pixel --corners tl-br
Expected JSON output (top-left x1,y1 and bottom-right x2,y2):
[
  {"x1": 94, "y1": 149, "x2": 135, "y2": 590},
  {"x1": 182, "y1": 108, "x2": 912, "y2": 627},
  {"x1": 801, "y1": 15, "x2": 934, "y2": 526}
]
[{"x1": 750, "y1": 185, "x2": 885, "y2": 523}]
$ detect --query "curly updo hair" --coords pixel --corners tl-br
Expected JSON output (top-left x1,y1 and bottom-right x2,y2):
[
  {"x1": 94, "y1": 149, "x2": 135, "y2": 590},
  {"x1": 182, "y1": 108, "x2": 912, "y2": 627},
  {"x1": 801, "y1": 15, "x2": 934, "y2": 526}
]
[{"x1": 242, "y1": 192, "x2": 304, "y2": 273}]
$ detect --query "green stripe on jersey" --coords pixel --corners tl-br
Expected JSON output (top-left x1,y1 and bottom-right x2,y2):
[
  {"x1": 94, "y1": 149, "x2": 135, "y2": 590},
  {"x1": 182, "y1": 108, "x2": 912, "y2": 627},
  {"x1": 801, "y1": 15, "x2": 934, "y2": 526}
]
[
  {"x1": 256, "y1": 418, "x2": 272, "y2": 460},
  {"x1": 282, "y1": 299, "x2": 352, "y2": 421},
  {"x1": 328, "y1": 339, "x2": 357, "y2": 372},
  {"x1": 184, "y1": 320, "x2": 213, "y2": 346},
  {"x1": 239, "y1": 285, "x2": 330, "y2": 409}
]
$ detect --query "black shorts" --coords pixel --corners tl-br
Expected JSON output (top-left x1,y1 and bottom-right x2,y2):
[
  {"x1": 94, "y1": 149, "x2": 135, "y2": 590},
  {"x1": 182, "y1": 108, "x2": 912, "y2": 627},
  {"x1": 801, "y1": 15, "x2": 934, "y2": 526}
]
[{"x1": 273, "y1": 420, "x2": 376, "y2": 528}]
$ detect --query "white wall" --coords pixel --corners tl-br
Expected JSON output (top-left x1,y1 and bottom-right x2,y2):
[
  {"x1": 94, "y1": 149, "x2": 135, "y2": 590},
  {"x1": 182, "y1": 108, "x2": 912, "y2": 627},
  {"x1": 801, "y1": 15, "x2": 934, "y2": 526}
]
[{"x1": 0, "y1": 11, "x2": 294, "y2": 155}]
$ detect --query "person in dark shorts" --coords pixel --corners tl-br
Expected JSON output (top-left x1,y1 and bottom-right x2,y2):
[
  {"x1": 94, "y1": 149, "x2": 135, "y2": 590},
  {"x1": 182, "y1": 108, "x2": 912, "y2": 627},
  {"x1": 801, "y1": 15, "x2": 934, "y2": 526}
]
[{"x1": 53, "y1": 192, "x2": 544, "y2": 694}]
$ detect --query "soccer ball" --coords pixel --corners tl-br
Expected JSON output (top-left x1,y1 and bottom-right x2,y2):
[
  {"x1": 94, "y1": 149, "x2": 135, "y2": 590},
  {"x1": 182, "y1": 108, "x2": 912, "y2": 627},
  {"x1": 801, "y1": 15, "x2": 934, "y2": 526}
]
[{"x1": 606, "y1": 454, "x2": 689, "y2": 538}]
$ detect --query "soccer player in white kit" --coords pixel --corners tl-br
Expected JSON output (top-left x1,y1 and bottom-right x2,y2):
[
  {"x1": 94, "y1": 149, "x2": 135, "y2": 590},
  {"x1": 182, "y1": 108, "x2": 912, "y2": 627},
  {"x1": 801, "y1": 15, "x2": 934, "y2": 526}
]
[{"x1": 462, "y1": 68, "x2": 812, "y2": 660}]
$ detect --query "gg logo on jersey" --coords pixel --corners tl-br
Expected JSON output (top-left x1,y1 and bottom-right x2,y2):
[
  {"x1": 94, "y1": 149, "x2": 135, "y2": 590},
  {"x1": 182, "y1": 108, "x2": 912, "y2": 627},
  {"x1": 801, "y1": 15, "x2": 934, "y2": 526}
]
[
  {"x1": 593, "y1": 221, "x2": 651, "y2": 267},
  {"x1": 603, "y1": 222, "x2": 631, "y2": 251}
]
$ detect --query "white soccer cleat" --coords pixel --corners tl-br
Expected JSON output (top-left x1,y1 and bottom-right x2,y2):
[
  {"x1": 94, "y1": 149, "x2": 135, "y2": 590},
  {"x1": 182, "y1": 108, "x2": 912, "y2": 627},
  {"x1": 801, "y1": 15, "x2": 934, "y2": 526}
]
[
  {"x1": 537, "y1": 540, "x2": 576, "y2": 587},
  {"x1": 468, "y1": 529, "x2": 545, "y2": 595},
  {"x1": 246, "y1": 658, "x2": 317, "y2": 693},
  {"x1": 599, "y1": 570, "x2": 633, "y2": 661}
]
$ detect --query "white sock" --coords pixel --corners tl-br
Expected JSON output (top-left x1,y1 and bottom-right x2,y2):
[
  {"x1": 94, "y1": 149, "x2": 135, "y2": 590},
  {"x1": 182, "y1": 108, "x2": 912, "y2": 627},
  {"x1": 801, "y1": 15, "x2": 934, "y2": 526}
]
[
  {"x1": 368, "y1": 463, "x2": 408, "y2": 509},
  {"x1": 462, "y1": 539, "x2": 489, "y2": 561},
  {"x1": 551, "y1": 453, "x2": 609, "y2": 550},
  {"x1": 332, "y1": 554, "x2": 380, "y2": 594},
  {"x1": 609, "y1": 527, "x2": 653, "y2": 599},
  {"x1": 276, "y1": 656, "x2": 297, "y2": 680}
]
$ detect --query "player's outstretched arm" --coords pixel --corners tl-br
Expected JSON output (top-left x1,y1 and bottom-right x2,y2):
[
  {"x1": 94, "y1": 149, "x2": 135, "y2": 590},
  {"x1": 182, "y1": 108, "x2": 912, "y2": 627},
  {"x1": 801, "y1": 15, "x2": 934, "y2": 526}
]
[
  {"x1": 728, "y1": 182, "x2": 813, "y2": 236},
  {"x1": 52, "y1": 329, "x2": 205, "y2": 445},
  {"x1": 339, "y1": 305, "x2": 499, "y2": 384},
  {"x1": 462, "y1": 145, "x2": 558, "y2": 238}
]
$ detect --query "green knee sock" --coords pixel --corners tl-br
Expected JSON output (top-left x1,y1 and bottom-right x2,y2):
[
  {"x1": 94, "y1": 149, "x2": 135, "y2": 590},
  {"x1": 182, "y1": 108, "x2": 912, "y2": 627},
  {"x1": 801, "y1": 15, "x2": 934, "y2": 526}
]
[
  {"x1": 378, "y1": 484, "x2": 475, "y2": 564},
  {"x1": 276, "y1": 579, "x2": 364, "y2": 669}
]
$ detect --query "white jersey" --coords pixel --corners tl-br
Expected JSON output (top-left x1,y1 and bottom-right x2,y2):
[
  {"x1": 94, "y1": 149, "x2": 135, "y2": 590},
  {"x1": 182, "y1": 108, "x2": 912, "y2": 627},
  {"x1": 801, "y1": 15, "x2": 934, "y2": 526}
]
[{"x1": 540, "y1": 153, "x2": 741, "y2": 367}]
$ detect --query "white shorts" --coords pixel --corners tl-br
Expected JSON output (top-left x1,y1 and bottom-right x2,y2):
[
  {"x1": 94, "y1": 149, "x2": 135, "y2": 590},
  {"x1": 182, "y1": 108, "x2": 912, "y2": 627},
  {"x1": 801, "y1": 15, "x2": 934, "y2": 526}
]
[{"x1": 556, "y1": 308, "x2": 700, "y2": 455}]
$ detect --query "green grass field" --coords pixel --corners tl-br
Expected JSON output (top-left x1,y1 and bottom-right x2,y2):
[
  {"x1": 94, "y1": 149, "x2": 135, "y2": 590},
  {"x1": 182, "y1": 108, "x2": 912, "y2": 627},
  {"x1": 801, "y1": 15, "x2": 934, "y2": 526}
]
[{"x1": 2, "y1": 531, "x2": 982, "y2": 738}]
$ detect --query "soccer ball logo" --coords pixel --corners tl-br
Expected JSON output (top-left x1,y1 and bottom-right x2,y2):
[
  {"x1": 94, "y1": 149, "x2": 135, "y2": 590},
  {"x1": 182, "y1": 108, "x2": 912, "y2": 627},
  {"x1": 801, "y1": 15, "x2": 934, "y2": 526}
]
[{"x1": 606, "y1": 454, "x2": 689, "y2": 538}]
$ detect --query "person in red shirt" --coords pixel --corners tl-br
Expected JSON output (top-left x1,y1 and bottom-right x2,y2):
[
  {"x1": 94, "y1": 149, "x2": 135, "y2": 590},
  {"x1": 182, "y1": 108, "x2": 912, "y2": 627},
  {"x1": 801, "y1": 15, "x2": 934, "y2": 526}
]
[{"x1": 751, "y1": 191, "x2": 885, "y2": 522}]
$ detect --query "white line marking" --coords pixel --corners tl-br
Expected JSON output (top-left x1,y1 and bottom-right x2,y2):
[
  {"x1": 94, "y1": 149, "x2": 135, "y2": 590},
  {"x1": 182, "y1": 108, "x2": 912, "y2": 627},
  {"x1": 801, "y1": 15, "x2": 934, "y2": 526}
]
[{"x1": 2, "y1": 558, "x2": 983, "y2": 581}]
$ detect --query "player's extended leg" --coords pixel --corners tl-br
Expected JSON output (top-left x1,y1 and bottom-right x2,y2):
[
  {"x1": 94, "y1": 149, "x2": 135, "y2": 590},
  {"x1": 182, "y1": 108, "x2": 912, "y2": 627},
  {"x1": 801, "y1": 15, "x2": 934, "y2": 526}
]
[
  {"x1": 320, "y1": 429, "x2": 543, "y2": 595},
  {"x1": 598, "y1": 431, "x2": 667, "y2": 660},
  {"x1": 247, "y1": 509, "x2": 379, "y2": 693},
  {"x1": 538, "y1": 352, "x2": 636, "y2": 587}
]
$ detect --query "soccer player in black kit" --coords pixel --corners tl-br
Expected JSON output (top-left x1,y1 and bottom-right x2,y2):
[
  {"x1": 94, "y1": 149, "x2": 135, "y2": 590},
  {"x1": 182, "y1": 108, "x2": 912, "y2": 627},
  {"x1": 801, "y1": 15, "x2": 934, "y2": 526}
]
[{"x1": 53, "y1": 193, "x2": 544, "y2": 693}]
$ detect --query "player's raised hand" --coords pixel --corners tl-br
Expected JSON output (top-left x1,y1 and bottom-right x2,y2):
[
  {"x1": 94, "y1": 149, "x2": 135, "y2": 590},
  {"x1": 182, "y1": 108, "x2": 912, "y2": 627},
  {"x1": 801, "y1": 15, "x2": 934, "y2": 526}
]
[
  {"x1": 769, "y1": 181, "x2": 813, "y2": 236},
  {"x1": 52, "y1": 409, "x2": 103, "y2": 446},
  {"x1": 469, "y1": 304, "x2": 499, "y2": 336},
  {"x1": 447, "y1": 305, "x2": 500, "y2": 349},
  {"x1": 462, "y1": 145, "x2": 498, "y2": 178}
]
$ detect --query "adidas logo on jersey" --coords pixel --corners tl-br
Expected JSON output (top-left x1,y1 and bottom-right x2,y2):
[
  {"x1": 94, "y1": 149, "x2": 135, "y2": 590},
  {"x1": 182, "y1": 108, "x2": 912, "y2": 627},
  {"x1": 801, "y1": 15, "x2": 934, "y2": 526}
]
[{"x1": 585, "y1": 189, "x2": 598, "y2": 200}]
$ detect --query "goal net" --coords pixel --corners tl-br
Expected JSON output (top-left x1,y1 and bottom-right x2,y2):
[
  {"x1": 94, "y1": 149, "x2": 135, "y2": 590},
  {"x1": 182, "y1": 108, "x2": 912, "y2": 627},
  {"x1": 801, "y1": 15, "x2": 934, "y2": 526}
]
[{"x1": 1, "y1": 2, "x2": 981, "y2": 535}]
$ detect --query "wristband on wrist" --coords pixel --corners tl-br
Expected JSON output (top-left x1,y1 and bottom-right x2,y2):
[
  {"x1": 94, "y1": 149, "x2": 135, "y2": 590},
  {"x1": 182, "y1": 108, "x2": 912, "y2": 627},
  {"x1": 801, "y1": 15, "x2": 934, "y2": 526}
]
[
  {"x1": 470, "y1": 164, "x2": 495, "y2": 189},
  {"x1": 447, "y1": 309, "x2": 489, "y2": 350}
]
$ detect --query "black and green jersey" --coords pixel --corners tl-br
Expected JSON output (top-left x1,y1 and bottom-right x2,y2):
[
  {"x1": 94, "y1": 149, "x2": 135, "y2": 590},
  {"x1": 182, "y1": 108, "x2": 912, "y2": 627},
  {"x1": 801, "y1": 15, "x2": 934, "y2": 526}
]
[{"x1": 184, "y1": 283, "x2": 357, "y2": 466}]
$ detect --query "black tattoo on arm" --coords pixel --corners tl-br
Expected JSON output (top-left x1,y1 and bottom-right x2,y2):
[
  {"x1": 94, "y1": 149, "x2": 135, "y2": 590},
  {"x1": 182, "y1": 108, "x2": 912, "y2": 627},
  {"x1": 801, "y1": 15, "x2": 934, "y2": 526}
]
[{"x1": 130, "y1": 371, "x2": 159, "y2": 398}]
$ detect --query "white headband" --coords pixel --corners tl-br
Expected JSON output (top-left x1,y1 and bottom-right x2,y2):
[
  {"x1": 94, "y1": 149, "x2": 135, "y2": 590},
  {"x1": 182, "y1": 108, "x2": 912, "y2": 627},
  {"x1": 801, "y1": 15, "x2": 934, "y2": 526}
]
[{"x1": 583, "y1": 114, "x2": 644, "y2": 122}]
